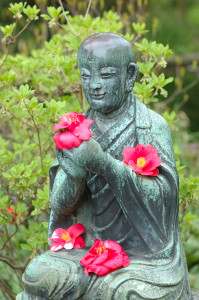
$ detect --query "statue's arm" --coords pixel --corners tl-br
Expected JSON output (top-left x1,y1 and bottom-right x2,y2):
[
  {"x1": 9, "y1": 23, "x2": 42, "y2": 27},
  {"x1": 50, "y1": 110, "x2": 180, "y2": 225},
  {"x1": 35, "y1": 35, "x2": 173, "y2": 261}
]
[
  {"x1": 102, "y1": 115, "x2": 177, "y2": 197},
  {"x1": 50, "y1": 152, "x2": 87, "y2": 215}
]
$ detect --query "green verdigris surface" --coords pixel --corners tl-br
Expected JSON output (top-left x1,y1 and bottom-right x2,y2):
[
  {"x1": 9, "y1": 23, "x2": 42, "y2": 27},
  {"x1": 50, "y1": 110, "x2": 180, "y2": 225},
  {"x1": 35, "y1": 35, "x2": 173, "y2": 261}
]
[{"x1": 17, "y1": 33, "x2": 191, "y2": 300}]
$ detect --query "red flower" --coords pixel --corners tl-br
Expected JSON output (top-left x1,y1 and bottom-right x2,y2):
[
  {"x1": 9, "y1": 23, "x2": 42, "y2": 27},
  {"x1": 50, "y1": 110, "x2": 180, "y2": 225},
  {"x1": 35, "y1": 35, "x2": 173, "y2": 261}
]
[
  {"x1": 123, "y1": 144, "x2": 161, "y2": 176},
  {"x1": 50, "y1": 223, "x2": 85, "y2": 252},
  {"x1": 53, "y1": 112, "x2": 94, "y2": 150},
  {"x1": 80, "y1": 239, "x2": 130, "y2": 276},
  {"x1": 6, "y1": 206, "x2": 18, "y2": 223}
]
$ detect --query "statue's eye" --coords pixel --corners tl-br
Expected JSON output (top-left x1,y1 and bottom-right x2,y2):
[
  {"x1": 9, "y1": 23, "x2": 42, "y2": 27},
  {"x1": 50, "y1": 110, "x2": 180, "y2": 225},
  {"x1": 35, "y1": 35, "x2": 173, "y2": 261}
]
[
  {"x1": 100, "y1": 73, "x2": 114, "y2": 79},
  {"x1": 82, "y1": 74, "x2": 91, "y2": 79}
]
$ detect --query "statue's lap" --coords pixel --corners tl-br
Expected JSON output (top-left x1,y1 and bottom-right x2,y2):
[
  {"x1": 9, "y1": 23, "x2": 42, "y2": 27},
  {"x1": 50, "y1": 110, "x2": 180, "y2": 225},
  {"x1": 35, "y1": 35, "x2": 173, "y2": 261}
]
[
  {"x1": 22, "y1": 249, "x2": 91, "y2": 299},
  {"x1": 20, "y1": 249, "x2": 189, "y2": 300}
]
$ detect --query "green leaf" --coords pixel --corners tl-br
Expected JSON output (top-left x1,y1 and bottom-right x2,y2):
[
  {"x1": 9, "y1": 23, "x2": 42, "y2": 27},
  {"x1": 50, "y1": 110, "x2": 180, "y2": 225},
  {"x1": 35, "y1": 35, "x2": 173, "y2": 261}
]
[
  {"x1": 20, "y1": 243, "x2": 32, "y2": 250},
  {"x1": 9, "y1": 2, "x2": 26, "y2": 19},
  {"x1": 23, "y1": 5, "x2": 40, "y2": 21},
  {"x1": 0, "y1": 23, "x2": 16, "y2": 36}
]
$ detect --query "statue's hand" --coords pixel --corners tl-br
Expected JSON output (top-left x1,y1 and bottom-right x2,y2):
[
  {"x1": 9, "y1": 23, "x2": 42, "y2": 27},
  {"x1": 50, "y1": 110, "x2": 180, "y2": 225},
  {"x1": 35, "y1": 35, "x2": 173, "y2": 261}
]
[
  {"x1": 62, "y1": 138, "x2": 107, "y2": 174},
  {"x1": 56, "y1": 148, "x2": 87, "y2": 180}
]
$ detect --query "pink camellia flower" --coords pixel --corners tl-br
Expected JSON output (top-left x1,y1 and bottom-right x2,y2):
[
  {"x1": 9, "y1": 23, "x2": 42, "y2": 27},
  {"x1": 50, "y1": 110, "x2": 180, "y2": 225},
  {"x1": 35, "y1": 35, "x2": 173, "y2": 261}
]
[
  {"x1": 123, "y1": 144, "x2": 161, "y2": 176},
  {"x1": 6, "y1": 206, "x2": 18, "y2": 223},
  {"x1": 50, "y1": 223, "x2": 85, "y2": 252},
  {"x1": 53, "y1": 112, "x2": 94, "y2": 150},
  {"x1": 80, "y1": 239, "x2": 130, "y2": 276}
]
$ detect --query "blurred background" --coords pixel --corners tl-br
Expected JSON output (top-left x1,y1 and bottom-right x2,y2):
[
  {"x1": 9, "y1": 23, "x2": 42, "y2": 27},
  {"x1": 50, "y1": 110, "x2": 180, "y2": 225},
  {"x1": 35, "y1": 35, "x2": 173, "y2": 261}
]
[
  {"x1": 1, "y1": 0, "x2": 199, "y2": 134},
  {"x1": 0, "y1": 0, "x2": 199, "y2": 298}
]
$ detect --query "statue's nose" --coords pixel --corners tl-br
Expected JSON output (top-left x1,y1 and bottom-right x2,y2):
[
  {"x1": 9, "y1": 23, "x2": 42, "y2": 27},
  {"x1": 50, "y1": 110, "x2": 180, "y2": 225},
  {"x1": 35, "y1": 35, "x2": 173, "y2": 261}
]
[{"x1": 89, "y1": 82, "x2": 102, "y2": 91}]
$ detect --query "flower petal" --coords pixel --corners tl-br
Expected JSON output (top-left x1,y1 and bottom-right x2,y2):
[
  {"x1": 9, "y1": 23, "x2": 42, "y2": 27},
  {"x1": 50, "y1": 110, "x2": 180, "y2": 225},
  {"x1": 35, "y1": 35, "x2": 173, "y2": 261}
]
[
  {"x1": 143, "y1": 157, "x2": 161, "y2": 172},
  {"x1": 127, "y1": 160, "x2": 143, "y2": 173},
  {"x1": 64, "y1": 242, "x2": 74, "y2": 249},
  {"x1": 80, "y1": 253, "x2": 96, "y2": 268},
  {"x1": 142, "y1": 168, "x2": 159, "y2": 176},
  {"x1": 88, "y1": 264, "x2": 111, "y2": 276},
  {"x1": 73, "y1": 122, "x2": 93, "y2": 141},
  {"x1": 54, "y1": 131, "x2": 82, "y2": 150},
  {"x1": 67, "y1": 223, "x2": 85, "y2": 238},
  {"x1": 53, "y1": 122, "x2": 69, "y2": 132},
  {"x1": 103, "y1": 253, "x2": 123, "y2": 269},
  {"x1": 73, "y1": 236, "x2": 85, "y2": 249},
  {"x1": 123, "y1": 147, "x2": 137, "y2": 164},
  {"x1": 50, "y1": 242, "x2": 65, "y2": 252},
  {"x1": 92, "y1": 252, "x2": 109, "y2": 265},
  {"x1": 104, "y1": 240, "x2": 122, "y2": 253},
  {"x1": 53, "y1": 132, "x2": 65, "y2": 150},
  {"x1": 140, "y1": 145, "x2": 159, "y2": 158},
  {"x1": 50, "y1": 228, "x2": 67, "y2": 242},
  {"x1": 122, "y1": 253, "x2": 130, "y2": 267},
  {"x1": 82, "y1": 119, "x2": 94, "y2": 125}
]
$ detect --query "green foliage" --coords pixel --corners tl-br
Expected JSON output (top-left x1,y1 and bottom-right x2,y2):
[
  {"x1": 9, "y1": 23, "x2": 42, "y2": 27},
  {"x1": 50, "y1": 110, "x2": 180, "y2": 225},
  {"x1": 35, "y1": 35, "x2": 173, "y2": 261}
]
[
  {"x1": 0, "y1": 23, "x2": 16, "y2": 41},
  {"x1": 9, "y1": 2, "x2": 26, "y2": 19},
  {"x1": 0, "y1": 1, "x2": 199, "y2": 298},
  {"x1": 41, "y1": 6, "x2": 69, "y2": 28},
  {"x1": 23, "y1": 5, "x2": 40, "y2": 21}
]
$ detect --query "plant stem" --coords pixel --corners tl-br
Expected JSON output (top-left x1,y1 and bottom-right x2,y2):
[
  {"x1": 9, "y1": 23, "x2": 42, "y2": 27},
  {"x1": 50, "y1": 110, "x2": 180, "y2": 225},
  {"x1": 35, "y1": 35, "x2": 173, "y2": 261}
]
[
  {"x1": 85, "y1": 0, "x2": 93, "y2": 18},
  {"x1": 23, "y1": 101, "x2": 46, "y2": 174},
  {"x1": 165, "y1": 78, "x2": 199, "y2": 105},
  {"x1": 0, "y1": 44, "x2": 12, "y2": 72},
  {"x1": 0, "y1": 225, "x2": 18, "y2": 251},
  {"x1": 14, "y1": 20, "x2": 31, "y2": 39},
  {"x1": 0, "y1": 278, "x2": 15, "y2": 300},
  {"x1": 57, "y1": 0, "x2": 77, "y2": 36}
]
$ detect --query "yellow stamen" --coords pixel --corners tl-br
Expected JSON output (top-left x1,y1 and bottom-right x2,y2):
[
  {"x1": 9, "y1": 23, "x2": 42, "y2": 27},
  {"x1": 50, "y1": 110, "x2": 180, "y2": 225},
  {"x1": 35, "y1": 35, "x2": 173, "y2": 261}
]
[
  {"x1": 137, "y1": 157, "x2": 146, "y2": 168},
  {"x1": 67, "y1": 116, "x2": 78, "y2": 124},
  {"x1": 96, "y1": 244, "x2": 109, "y2": 256},
  {"x1": 61, "y1": 232, "x2": 71, "y2": 242}
]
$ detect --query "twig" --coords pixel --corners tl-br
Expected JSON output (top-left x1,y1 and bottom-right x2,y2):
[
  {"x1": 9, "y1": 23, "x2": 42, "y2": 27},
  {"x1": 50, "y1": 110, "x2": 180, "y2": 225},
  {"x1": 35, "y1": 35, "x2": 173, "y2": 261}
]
[
  {"x1": 57, "y1": 0, "x2": 77, "y2": 36},
  {"x1": 85, "y1": 0, "x2": 93, "y2": 19},
  {"x1": 0, "y1": 255, "x2": 30, "y2": 271},
  {"x1": 0, "y1": 44, "x2": 12, "y2": 72},
  {"x1": 0, "y1": 20, "x2": 32, "y2": 72},
  {"x1": 0, "y1": 278, "x2": 15, "y2": 300},
  {"x1": 60, "y1": 67, "x2": 70, "y2": 84},
  {"x1": 0, "y1": 20, "x2": 18, "y2": 72},
  {"x1": 165, "y1": 78, "x2": 199, "y2": 105},
  {"x1": 14, "y1": 19, "x2": 31, "y2": 39},
  {"x1": 0, "y1": 225, "x2": 18, "y2": 251},
  {"x1": 1, "y1": 288, "x2": 10, "y2": 300},
  {"x1": 132, "y1": 34, "x2": 141, "y2": 44},
  {"x1": 5, "y1": 225, "x2": 14, "y2": 256},
  {"x1": 23, "y1": 101, "x2": 46, "y2": 174}
]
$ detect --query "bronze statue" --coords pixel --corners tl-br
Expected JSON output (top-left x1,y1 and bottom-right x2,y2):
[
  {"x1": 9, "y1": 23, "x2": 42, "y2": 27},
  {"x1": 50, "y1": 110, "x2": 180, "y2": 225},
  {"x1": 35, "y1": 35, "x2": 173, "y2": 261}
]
[{"x1": 17, "y1": 33, "x2": 191, "y2": 300}]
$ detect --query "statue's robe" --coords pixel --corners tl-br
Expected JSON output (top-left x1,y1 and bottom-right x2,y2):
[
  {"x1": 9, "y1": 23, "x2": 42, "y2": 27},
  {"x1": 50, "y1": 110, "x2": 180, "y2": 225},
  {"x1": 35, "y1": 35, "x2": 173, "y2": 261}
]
[{"x1": 19, "y1": 96, "x2": 191, "y2": 300}]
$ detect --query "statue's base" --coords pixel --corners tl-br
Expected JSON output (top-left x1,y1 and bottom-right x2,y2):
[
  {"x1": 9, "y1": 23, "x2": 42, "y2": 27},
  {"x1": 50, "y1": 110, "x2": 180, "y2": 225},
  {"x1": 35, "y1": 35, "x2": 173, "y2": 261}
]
[
  {"x1": 17, "y1": 290, "x2": 199, "y2": 300},
  {"x1": 16, "y1": 291, "x2": 45, "y2": 300}
]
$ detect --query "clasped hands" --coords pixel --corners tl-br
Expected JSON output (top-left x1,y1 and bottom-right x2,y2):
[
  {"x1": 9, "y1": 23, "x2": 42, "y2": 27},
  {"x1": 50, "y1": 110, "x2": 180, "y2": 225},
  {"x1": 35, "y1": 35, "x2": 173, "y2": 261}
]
[{"x1": 57, "y1": 138, "x2": 107, "y2": 175}]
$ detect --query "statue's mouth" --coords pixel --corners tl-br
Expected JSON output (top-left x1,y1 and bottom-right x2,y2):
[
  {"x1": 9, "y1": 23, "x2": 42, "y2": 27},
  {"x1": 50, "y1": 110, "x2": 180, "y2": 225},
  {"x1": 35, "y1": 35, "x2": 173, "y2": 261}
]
[{"x1": 89, "y1": 93, "x2": 106, "y2": 100}]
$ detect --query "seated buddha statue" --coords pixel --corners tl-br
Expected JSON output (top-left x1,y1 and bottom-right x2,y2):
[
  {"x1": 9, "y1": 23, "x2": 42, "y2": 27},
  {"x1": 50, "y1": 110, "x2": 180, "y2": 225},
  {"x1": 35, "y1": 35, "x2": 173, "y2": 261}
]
[{"x1": 17, "y1": 33, "x2": 191, "y2": 300}]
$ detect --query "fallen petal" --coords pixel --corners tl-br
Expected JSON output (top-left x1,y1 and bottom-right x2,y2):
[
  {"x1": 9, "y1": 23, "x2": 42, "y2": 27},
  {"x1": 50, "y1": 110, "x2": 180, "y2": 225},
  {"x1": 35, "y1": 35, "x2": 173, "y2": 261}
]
[{"x1": 67, "y1": 223, "x2": 85, "y2": 238}]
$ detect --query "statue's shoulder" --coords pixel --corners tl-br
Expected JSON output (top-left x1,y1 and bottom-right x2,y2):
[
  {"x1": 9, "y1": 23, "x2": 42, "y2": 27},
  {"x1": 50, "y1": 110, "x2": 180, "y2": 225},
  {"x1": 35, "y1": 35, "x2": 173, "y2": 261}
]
[{"x1": 135, "y1": 97, "x2": 169, "y2": 133}]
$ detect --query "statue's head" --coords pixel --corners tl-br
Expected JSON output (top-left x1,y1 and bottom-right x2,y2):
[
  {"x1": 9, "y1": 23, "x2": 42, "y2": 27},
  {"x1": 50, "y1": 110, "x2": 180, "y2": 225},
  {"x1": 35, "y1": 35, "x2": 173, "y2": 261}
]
[{"x1": 78, "y1": 33, "x2": 139, "y2": 114}]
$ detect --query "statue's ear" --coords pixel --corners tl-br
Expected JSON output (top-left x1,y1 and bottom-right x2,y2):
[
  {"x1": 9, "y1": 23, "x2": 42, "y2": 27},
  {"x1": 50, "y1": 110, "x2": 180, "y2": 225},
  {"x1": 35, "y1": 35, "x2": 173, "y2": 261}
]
[{"x1": 125, "y1": 62, "x2": 139, "y2": 92}]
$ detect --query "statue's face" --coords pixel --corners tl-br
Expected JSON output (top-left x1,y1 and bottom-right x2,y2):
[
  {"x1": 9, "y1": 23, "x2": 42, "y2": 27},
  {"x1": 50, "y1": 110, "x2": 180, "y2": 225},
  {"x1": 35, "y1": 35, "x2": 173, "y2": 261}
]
[{"x1": 79, "y1": 47, "x2": 128, "y2": 114}]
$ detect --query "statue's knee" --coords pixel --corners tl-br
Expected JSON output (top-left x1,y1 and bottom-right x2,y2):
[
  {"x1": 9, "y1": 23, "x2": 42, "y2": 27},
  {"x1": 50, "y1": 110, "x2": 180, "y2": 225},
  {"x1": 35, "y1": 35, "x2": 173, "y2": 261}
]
[
  {"x1": 22, "y1": 253, "x2": 61, "y2": 298},
  {"x1": 22, "y1": 251, "x2": 89, "y2": 299}
]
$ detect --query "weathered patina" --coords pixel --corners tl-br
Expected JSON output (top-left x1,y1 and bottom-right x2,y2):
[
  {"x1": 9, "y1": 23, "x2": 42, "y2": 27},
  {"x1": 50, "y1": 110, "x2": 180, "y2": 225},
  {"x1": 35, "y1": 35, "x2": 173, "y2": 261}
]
[{"x1": 17, "y1": 33, "x2": 191, "y2": 300}]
